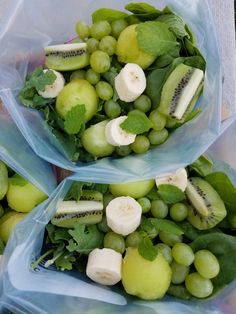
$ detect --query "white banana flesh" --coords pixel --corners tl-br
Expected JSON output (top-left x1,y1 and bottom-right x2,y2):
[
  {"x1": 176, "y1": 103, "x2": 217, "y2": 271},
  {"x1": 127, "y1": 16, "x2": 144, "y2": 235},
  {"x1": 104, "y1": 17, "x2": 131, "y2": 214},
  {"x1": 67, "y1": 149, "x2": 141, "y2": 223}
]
[
  {"x1": 155, "y1": 168, "x2": 188, "y2": 192},
  {"x1": 38, "y1": 69, "x2": 65, "y2": 98},
  {"x1": 105, "y1": 116, "x2": 136, "y2": 146},
  {"x1": 55, "y1": 200, "x2": 103, "y2": 215},
  {"x1": 115, "y1": 63, "x2": 146, "y2": 102},
  {"x1": 106, "y1": 196, "x2": 142, "y2": 236},
  {"x1": 86, "y1": 248, "x2": 122, "y2": 285}
]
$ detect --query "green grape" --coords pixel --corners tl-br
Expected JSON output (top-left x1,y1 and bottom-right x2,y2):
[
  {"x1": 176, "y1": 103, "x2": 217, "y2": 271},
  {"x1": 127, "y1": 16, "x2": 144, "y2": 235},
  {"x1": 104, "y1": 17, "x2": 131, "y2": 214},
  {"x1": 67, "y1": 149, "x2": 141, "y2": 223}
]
[
  {"x1": 148, "y1": 129, "x2": 169, "y2": 146},
  {"x1": 85, "y1": 69, "x2": 100, "y2": 85},
  {"x1": 115, "y1": 145, "x2": 132, "y2": 157},
  {"x1": 90, "y1": 50, "x2": 111, "y2": 73},
  {"x1": 104, "y1": 100, "x2": 121, "y2": 118},
  {"x1": 97, "y1": 215, "x2": 111, "y2": 233},
  {"x1": 103, "y1": 194, "x2": 114, "y2": 208},
  {"x1": 166, "y1": 116, "x2": 177, "y2": 128},
  {"x1": 75, "y1": 21, "x2": 90, "y2": 39},
  {"x1": 111, "y1": 19, "x2": 129, "y2": 38},
  {"x1": 155, "y1": 243, "x2": 172, "y2": 264},
  {"x1": 90, "y1": 20, "x2": 111, "y2": 40},
  {"x1": 151, "y1": 199, "x2": 168, "y2": 218},
  {"x1": 99, "y1": 36, "x2": 117, "y2": 56},
  {"x1": 137, "y1": 197, "x2": 151, "y2": 214},
  {"x1": 95, "y1": 81, "x2": 113, "y2": 100},
  {"x1": 126, "y1": 231, "x2": 142, "y2": 248},
  {"x1": 131, "y1": 135, "x2": 150, "y2": 154},
  {"x1": 159, "y1": 231, "x2": 183, "y2": 247},
  {"x1": 86, "y1": 38, "x2": 99, "y2": 53},
  {"x1": 70, "y1": 70, "x2": 86, "y2": 81},
  {"x1": 170, "y1": 203, "x2": 188, "y2": 222},
  {"x1": 0, "y1": 205, "x2": 4, "y2": 218},
  {"x1": 103, "y1": 231, "x2": 125, "y2": 254},
  {"x1": 171, "y1": 260, "x2": 189, "y2": 284},
  {"x1": 134, "y1": 95, "x2": 152, "y2": 113},
  {"x1": 149, "y1": 110, "x2": 166, "y2": 131},
  {"x1": 185, "y1": 273, "x2": 213, "y2": 298},
  {"x1": 194, "y1": 250, "x2": 220, "y2": 279},
  {"x1": 172, "y1": 243, "x2": 194, "y2": 266}
]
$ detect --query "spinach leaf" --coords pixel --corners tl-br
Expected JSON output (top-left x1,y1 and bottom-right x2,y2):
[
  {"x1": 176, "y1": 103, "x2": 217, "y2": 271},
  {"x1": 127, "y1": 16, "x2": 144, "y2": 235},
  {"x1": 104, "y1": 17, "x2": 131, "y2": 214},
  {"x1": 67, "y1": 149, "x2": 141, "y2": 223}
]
[
  {"x1": 156, "y1": 14, "x2": 189, "y2": 39},
  {"x1": 150, "y1": 218, "x2": 184, "y2": 235},
  {"x1": 189, "y1": 155, "x2": 213, "y2": 177},
  {"x1": 125, "y1": 3, "x2": 172, "y2": 21},
  {"x1": 178, "y1": 221, "x2": 222, "y2": 241},
  {"x1": 92, "y1": 8, "x2": 128, "y2": 23}
]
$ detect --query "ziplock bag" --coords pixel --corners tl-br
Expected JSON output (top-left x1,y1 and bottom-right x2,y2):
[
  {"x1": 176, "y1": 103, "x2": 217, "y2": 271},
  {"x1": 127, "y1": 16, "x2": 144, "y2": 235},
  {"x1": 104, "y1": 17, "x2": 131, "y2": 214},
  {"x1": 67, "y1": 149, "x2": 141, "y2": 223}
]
[
  {"x1": 1, "y1": 120, "x2": 236, "y2": 314},
  {"x1": 0, "y1": 0, "x2": 224, "y2": 180}
]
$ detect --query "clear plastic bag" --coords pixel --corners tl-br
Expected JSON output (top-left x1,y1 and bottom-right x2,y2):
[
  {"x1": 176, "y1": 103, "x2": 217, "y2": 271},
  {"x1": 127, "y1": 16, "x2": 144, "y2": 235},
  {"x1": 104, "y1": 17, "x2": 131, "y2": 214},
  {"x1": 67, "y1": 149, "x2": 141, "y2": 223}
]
[
  {"x1": 0, "y1": 0, "x2": 224, "y2": 179},
  {"x1": 1, "y1": 120, "x2": 236, "y2": 314}
]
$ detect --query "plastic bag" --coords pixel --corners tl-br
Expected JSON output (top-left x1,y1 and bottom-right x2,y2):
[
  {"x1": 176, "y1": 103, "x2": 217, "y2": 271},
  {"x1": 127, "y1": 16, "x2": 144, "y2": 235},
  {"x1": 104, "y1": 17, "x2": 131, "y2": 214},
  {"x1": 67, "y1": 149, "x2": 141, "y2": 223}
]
[
  {"x1": 0, "y1": 0, "x2": 224, "y2": 179},
  {"x1": 2, "y1": 119, "x2": 236, "y2": 314}
]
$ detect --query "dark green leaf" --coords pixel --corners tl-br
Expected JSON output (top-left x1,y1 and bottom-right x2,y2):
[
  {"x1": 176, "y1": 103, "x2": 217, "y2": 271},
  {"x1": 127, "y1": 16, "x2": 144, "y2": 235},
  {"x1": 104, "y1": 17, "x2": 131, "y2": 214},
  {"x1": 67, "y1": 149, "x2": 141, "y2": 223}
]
[
  {"x1": 125, "y1": 3, "x2": 170, "y2": 21},
  {"x1": 183, "y1": 56, "x2": 206, "y2": 71},
  {"x1": 178, "y1": 221, "x2": 222, "y2": 241},
  {"x1": 146, "y1": 187, "x2": 160, "y2": 200},
  {"x1": 92, "y1": 184, "x2": 108, "y2": 194},
  {"x1": 138, "y1": 236, "x2": 158, "y2": 261},
  {"x1": 138, "y1": 217, "x2": 158, "y2": 239},
  {"x1": 167, "y1": 284, "x2": 191, "y2": 300},
  {"x1": 64, "y1": 105, "x2": 86, "y2": 135},
  {"x1": 157, "y1": 184, "x2": 185, "y2": 204},
  {"x1": 92, "y1": 8, "x2": 128, "y2": 23},
  {"x1": 189, "y1": 155, "x2": 213, "y2": 177},
  {"x1": 150, "y1": 218, "x2": 184, "y2": 235},
  {"x1": 0, "y1": 238, "x2": 5, "y2": 255},
  {"x1": 120, "y1": 110, "x2": 152, "y2": 134},
  {"x1": 136, "y1": 21, "x2": 179, "y2": 56},
  {"x1": 54, "y1": 228, "x2": 72, "y2": 242},
  {"x1": 8, "y1": 174, "x2": 28, "y2": 186},
  {"x1": 64, "y1": 182, "x2": 85, "y2": 202},
  {"x1": 54, "y1": 253, "x2": 76, "y2": 271},
  {"x1": 156, "y1": 14, "x2": 189, "y2": 39},
  {"x1": 33, "y1": 70, "x2": 56, "y2": 92}
]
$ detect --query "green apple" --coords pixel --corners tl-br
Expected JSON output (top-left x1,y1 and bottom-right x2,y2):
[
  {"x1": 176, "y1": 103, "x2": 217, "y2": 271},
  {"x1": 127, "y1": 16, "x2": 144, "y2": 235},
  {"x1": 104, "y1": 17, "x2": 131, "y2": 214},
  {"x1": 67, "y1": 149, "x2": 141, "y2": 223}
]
[
  {"x1": 122, "y1": 247, "x2": 172, "y2": 300},
  {"x1": 81, "y1": 120, "x2": 115, "y2": 157},
  {"x1": 0, "y1": 211, "x2": 27, "y2": 243},
  {"x1": 109, "y1": 179, "x2": 155, "y2": 198},
  {"x1": 56, "y1": 79, "x2": 98, "y2": 121},
  {"x1": 7, "y1": 175, "x2": 48, "y2": 213},
  {"x1": 0, "y1": 161, "x2": 8, "y2": 200},
  {"x1": 116, "y1": 24, "x2": 156, "y2": 69}
]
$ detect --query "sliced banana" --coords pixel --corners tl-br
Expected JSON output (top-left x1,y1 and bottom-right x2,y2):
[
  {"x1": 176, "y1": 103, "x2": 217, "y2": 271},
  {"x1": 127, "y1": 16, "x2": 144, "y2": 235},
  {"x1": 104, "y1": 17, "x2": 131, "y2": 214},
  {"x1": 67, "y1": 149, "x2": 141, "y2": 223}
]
[
  {"x1": 105, "y1": 116, "x2": 136, "y2": 146},
  {"x1": 106, "y1": 196, "x2": 142, "y2": 236},
  {"x1": 115, "y1": 63, "x2": 146, "y2": 102},
  {"x1": 38, "y1": 69, "x2": 65, "y2": 98},
  {"x1": 86, "y1": 248, "x2": 122, "y2": 285},
  {"x1": 155, "y1": 168, "x2": 188, "y2": 192}
]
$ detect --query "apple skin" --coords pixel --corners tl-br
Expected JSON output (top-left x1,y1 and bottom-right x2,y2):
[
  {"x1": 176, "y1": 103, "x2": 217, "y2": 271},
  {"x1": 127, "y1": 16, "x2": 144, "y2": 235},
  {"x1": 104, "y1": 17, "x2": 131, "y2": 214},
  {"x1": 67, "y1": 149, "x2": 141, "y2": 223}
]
[
  {"x1": 7, "y1": 180, "x2": 48, "y2": 213},
  {"x1": 0, "y1": 161, "x2": 8, "y2": 200},
  {"x1": 109, "y1": 179, "x2": 155, "y2": 198},
  {"x1": 116, "y1": 24, "x2": 156, "y2": 69},
  {"x1": 0, "y1": 211, "x2": 27, "y2": 243},
  {"x1": 56, "y1": 79, "x2": 98, "y2": 121}
]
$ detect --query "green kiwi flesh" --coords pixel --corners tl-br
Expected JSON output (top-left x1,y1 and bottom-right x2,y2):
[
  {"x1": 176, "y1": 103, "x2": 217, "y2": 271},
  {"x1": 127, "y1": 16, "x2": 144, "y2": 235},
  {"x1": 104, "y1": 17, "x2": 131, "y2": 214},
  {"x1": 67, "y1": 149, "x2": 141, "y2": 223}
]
[
  {"x1": 186, "y1": 177, "x2": 227, "y2": 230},
  {"x1": 158, "y1": 63, "x2": 204, "y2": 120},
  {"x1": 45, "y1": 43, "x2": 90, "y2": 71},
  {"x1": 51, "y1": 200, "x2": 103, "y2": 228},
  {"x1": 80, "y1": 190, "x2": 103, "y2": 202}
]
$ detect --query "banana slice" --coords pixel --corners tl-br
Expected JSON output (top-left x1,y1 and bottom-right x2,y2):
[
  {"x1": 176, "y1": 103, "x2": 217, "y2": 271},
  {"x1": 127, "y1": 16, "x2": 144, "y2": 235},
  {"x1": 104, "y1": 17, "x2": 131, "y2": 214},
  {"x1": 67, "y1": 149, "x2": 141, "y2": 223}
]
[
  {"x1": 106, "y1": 196, "x2": 142, "y2": 236},
  {"x1": 155, "y1": 168, "x2": 188, "y2": 192},
  {"x1": 115, "y1": 63, "x2": 146, "y2": 102},
  {"x1": 105, "y1": 116, "x2": 136, "y2": 146},
  {"x1": 38, "y1": 69, "x2": 65, "y2": 98},
  {"x1": 86, "y1": 248, "x2": 122, "y2": 285}
]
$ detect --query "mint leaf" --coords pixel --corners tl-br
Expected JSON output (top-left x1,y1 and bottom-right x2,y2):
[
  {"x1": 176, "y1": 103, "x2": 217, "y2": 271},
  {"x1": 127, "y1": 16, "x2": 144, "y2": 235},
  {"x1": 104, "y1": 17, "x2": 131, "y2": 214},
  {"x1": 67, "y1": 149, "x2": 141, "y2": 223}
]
[
  {"x1": 9, "y1": 174, "x2": 28, "y2": 186},
  {"x1": 136, "y1": 21, "x2": 179, "y2": 56},
  {"x1": 157, "y1": 184, "x2": 185, "y2": 204},
  {"x1": 139, "y1": 217, "x2": 158, "y2": 239},
  {"x1": 64, "y1": 182, "x2": 85, "y2": 202},
  {"x1": 146, "y1": 187, "x2": 160, "y2": 200},
  {"x1": 92, "y1": 8, "x2": 128, "y2": 23},
  {"x1": 150, "y1": 218, "x2": 184, "y2": 236},
  {"x1": 33, "y1": 69, "x2": 56, "y2": 92},
  {"x1": 189, "y1": 155, "x2": 213, "y2": 177},
  {"x1": 156, "y1": 14, "x2": 189, "y2": 39},
  {"x1": 64, "y1": 105, "x2": 86, "y2": 135},
  {"x1": 54, "y1": 253, "x2": 76, "y2": 271},
  {"x1": 138, "y1": 237, "x2": 158, "y2": 261},
  {"x1": 120, "y1": 111, "x2": 152, "y2": 134}
]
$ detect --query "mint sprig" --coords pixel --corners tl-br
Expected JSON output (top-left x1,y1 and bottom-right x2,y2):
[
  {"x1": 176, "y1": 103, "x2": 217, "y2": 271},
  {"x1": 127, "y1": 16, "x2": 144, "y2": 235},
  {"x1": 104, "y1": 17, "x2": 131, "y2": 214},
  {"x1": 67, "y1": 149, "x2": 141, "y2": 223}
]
[
  {"x1": 120, "y1": 111, "x2": 152, "y2": 134},
  {"x1": 138, "y1": 236, "x2": 158, "y2": 261},
  {"x1": 64, "y1": 105, "x2": 86, "y2": 135}
]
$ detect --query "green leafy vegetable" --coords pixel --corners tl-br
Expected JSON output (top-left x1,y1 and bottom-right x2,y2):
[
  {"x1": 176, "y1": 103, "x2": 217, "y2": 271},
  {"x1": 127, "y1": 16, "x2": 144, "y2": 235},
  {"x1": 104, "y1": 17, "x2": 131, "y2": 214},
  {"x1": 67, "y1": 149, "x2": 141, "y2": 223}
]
[
  {"x1": 150, "y1": 218, "x2": 184, "y2": 235},
  {"x1": 54, "y1": 253, "x2": 76, "y2": 271},
  {"x1": 120, "y1": 111, "x2": 152, "y2": 134},
  {"x1": 178, "y1": 221, "x2": 222, "y2": 241},
  {"x1": 0, "y1": 238, "x2": 5, "y2": 255},
  {"x1": 8, "y1": 174, "x2": 28, "y2": 186},
  {"x1": 139, "y1": 218, "x2": 158, "y2": 239},
  {"x1": 146, "y1": 187, "x2": 160, "y2": 200},
  {"x1": 138, "y1": 236, "x2": 158, "y2": 261},
  {"x1": 125, "y1": 3, "x2": 171, "y2": 21},
  {"x1": 136, "y1": 21, "x2": 179, "y2": 56},
  {"x1": 92, "y1": 183, "x2": 108, "y2": 194},
  {"x1": 64, "y1": 182, "x2": 92, "y2": 202},
  {"x1": 205, "y1": 172, "x2": 236, "y2": 213},
  {"x1": 64, "y1": 105, "x2": 86, "y2": 135},
  {"x1": 156, "y1": 14, "x2": 189, "y2": 39},
  {"x1": 92, "y1": 8, "x2": 128, "y2": 23},
  {"x1": 157, "y1": 184, "x2": 185, "y2": 204},
  {"x1": 167, "y1": 284, "x2": 191, "y2": 300},
  {"x1": 189, "y1": 155, "x2": 213, "y2": 177}
]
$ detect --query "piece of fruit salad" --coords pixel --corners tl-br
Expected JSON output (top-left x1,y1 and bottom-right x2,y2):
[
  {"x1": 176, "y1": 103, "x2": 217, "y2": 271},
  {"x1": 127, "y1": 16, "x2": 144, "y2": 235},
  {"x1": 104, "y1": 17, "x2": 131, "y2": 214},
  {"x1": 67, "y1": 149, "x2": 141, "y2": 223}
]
[
  {"x1": 19, "y1": 2, "x2": 206, "y2": 163},
  {"x1": 33, "y1": 155, "x2": 236, "y2": 301}
]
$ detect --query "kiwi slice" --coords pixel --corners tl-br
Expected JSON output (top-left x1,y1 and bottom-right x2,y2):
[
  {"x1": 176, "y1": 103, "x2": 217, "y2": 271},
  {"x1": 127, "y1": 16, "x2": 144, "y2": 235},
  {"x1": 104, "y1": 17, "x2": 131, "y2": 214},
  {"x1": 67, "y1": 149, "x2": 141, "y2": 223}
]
[
  {"x1": 51, "y1": 200, "x2": 103, "y2": 228},
  {"x1": 80, "y1": 190, "x2": 103, "y2": 202},
  {"x1": 45, "y1": 43, "x2": 90, "y2": 71},
  {"x1": 186, "y1": 177, "x2": 227, "y2": 230},
  {"x1": 158, "y1": 64, "x2": 204, "y2": 120}
]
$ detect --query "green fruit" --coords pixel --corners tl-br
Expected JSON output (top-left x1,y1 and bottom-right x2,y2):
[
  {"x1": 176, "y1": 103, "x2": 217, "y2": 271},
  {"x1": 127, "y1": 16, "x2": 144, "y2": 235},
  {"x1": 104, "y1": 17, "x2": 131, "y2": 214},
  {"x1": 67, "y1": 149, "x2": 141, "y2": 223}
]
[
  {"x1": 116, "y1": 24, "x2": 155, "y2": 69},
  {"x1": 7, "y1": 177, "x2": 48, "y2": 213},
  {"x1": 56, "y1": 79, "x2": 98, "y2": 121},
  {"x1": 0, "y1": 161, "x2": 8, "y2": 200},
  {"x1": 194, "y1": 249, "x2": 220, "y2": 279},
  {"x1": 81, "y1": 120, "x2": 115, "y2": 157},
  {"x1": 0, "y1": 211, "x2": 27, "y2": 243},
  {"x1": 122, "y1": 247, "x2": 172, "y2": 300},
  {"x1": 0, "y1": 204, "x2": 4, "y2": 218},
  {"x1": 185, "y1": 272, "x2": 213, "y2": 298},
  {"x1": 109, "y1": 179, "x2": 155, "y2": 198}
]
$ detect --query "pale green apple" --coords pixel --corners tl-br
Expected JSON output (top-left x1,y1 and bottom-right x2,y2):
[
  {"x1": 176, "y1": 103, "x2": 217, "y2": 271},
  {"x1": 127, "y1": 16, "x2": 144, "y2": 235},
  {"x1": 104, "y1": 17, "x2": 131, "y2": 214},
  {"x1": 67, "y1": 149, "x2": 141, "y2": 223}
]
[
  {"x1": 0, "y1": 211, "x2": 27, "y2": 243},
  {"x1": 109, "y1": 179, "x2": 155, "y2": 198}
]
